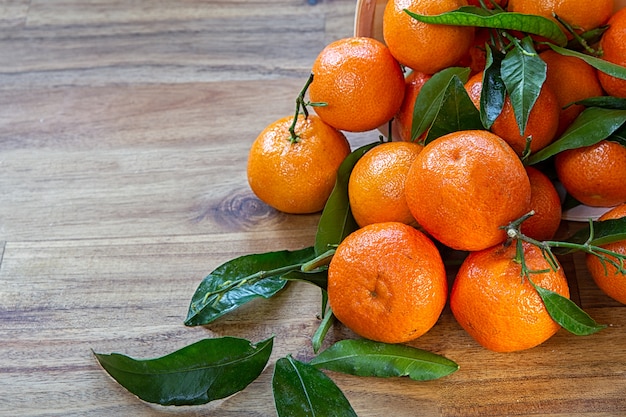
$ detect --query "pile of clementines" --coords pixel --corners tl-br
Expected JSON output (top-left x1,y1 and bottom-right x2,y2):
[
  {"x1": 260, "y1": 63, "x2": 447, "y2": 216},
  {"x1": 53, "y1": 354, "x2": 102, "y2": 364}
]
[{"x1": 246, "y1": 0, "x2": 626, "y2": 353}]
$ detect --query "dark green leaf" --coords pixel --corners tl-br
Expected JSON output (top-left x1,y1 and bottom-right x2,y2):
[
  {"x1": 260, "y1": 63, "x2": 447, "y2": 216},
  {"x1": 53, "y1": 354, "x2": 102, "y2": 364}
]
[
  {"x1": 424, "y1": 75, "x2": 483, "y2": 144},
  {"x1": 526, "y1": 107, "x2": 626, "y2": 164},
  {"x1": 549, "y1": 44, "x2": 626, "y2": 80},
  {"x1": 404, "y1": 7, "x2": 568, "y2": 46},
  {"x1": 411, "y1": 67, "x2": 471, "y2": 141},
  {"x1": 575, "y1": 96, "x2": 626, "y2": 110},
  {"x1": 554, "y1": 217, "x2": 626, "y2": 254},
  {"x1": 529, "y1": 281, "x2": 606, "y2": 335},
  {"x1": 310, "y1": 339, "x2": 459, "y2": 381},
  {"x1": 94, "y1": 337, "x2": 273, "y2": 406},
  {"x1": 185, "y1": 247, "x2": 316, "y2": 326},
  {"x1": 315, "y1": 142, "x2": 378, "y2": 256},
  {"x1": 481, "y1": 44, "x2": 506, "y2": 129},
  {"x1": 501, "y1": 37, "x2": 546, "y2": 137},
  {"x1": 281, "y1": 269, "x2": 328, "y2": 290},
  {"x1": 272, "y1": 355, "x2": 357, "y2": 417}
]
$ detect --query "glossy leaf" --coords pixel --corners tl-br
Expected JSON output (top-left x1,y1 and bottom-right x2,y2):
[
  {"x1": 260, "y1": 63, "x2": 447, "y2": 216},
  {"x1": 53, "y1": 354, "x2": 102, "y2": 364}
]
[
  {"x1": 554, "y1": 217, "x2": 626, "y2": 254},
  {"x1": 575, "y1": 96, "x2": 626, "y2": 110},
  {"x1": 529, "y1": 281, "x2": 606, "y2": 336},
  {"x1": 405, "y1": 6, "x2": 568, "y2": 46},
  {"x1": 549, "y1": 44, "x2": 626, "y2": 80},
  {"x1": 310, "y1": 339, "x2": 459, "y2": 381},
  {"x1": 314, "y1": 142, "x2": 378, "y2": 256},
  {"x1": 501, "y1": 37, "x2": 546, "y2": 137},
  {"x1": 411, "y1": 67, "x2": 471, "y2": 141},
  {"x1": 281, "y1": 269, "x2": 328, "y2": 290},
  {"x1": 311, "y1": 304, "x2": 335, "y2": 354},
  {"x1": 94, "y1": 337, "x2": 273, "y2": 406},
  {"x1": 526, "y1": 107, "x2": 626, "y2": 164},
  {"x1": 424, "y1": 75, "x2": 483, "y2": 144},
  {"x1": 272, "y1": 355, "x2": 357, "y2": 417},
  {"x1": 481, "y1": 44, "x2": 506, "y2": 129},
  {"x1": 185, "y1": 247, "x2": 316, "y2": 326}
]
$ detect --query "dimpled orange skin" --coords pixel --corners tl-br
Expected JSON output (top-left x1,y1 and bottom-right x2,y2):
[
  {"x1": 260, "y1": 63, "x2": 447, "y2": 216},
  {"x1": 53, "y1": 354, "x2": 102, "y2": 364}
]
[
  {"x1": 309, "y1": 37, "x2": 405, "y2": 133},
  {"x1": 328, "y1": 222, "x2": 448, "y2": 344},
  {"x1": 465, "y1": 72, "x2": 560, "y2": 156},
  {"x1": 348, "y1": 141, "x2": 423, "y2": 228},
  {"x1": 451, "y1": 241, "x2": 570, "y2": 352},
  {"x1": 521, "y1": 166, "x2": 563, "y2": 241},
  {"x1": 540, "y1": 49, "x2": 605, "y2": 137},
  {"x1": 246, "y1": 114, "x2": 351, "y2": 214},
  {"x1": 405, "y1": 130, "x2": 531, "y2": 252},
  {"x1": 599, "y1": 8, "x2": 626, "y2": 98},
  {"x1": 586, "y1": 203, "x2": 626, "y2": 304},
  {"x1": 383, "y1": 0, "x2": 474, "y2": 75},
  {"x1": 508, "y1": 0, "x2": 613, "y2": 34},
  {"x1": 555, "y1": 140, "x2": 626, "y2": 208}
]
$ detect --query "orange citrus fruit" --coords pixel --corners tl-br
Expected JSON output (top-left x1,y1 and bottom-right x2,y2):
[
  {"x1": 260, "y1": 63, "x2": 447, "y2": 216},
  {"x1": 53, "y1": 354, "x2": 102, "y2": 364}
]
[
  {"x1": 467, "y1": 0, "x2": 506, "y2": 7},
  {"x1": 395, "y1": 70, "x2": 432, "y2": 142},
  {"x1": 521, "y1": 166, "x2": 563, "y2": 241},
  {"x1": 598, "y1": 8, "x2": 626, "y2": 98},
  {"x1": 309, "y1": 36, "x2": 405, "y2": 132},
  {"x1": 508, "y1": 0, "x2": 613, "y2": 34},
  {"x1": 247, "y1": 114, "x2": 350, "y2": 214},
  {"x1": 405, "y1": 130, "x2": 531, "y2": 251},
  {"x1": 382, "y1": 0, "x2": 475, "y2": 74},
  {"x1": 465, "y1": 72, "x2": 561, "y2": 155},
  {"x1": 555, "y1": 140, "x2": 626, "y2": 207},
  {"x1": 328, "y1": 222, "x2": 448, "y2": 344},
  {"x1": 348, "y1": 141, "x2": 423, "y2": 228},
  {"x1": 586, "y1": 203, "x2": 626, "y2": 304},
  {"x1": 451, "y1": 241, "x2": 570, "y2": 352},
  {"x1": 540, "y1": 49, "x2": 604, "y2": 136}
]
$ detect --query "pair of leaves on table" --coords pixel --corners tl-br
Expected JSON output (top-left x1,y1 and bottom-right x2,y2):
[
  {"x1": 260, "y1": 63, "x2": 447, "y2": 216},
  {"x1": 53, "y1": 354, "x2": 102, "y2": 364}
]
[{"x1": 95, "y1": 337, "x2": 459, "y2": 412}]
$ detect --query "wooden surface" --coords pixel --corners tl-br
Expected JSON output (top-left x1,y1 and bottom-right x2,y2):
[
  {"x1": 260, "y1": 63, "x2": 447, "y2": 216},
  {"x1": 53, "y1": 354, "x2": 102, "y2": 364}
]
[{"x1": 1, "y1": 1, "x2": 626, "y2": 416}]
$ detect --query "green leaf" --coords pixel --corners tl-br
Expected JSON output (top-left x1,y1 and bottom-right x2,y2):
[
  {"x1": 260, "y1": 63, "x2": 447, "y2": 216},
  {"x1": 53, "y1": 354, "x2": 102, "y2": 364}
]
[
  {"x1": 404, "y1": 6, "x2": 568, "y2": 46},
  {"x1": 185, "y1": 247, "x2": 316, "y2": 326},
  {"x1": 501, "y1": 36, "x2": 546, "y2": 137},
  {"x1": 94, "y1": 337, "x2": 273, "y2": 406},
  {"x1": 481, "y1": 44, "x2": 507, "y2": 129},
  {"x1": 555, "y1": 217, "x2": 626, "y2": 254},
  {"x1": 549, "y1": 44, "x2": 626, "y2": 80},
  {"x1": 311, "y1": 304, "x2": 335, "y2": 354},
  {"x1": 281, "y1": 269, "x2": 328, "y2": 290},
  {"x1": 314, "y1": 142, "x2": 378, "y2": 256},
  {"x1": 529, "y1": 281, "x2": 606, "y2": 336},
  {"x1": 526, "y1": 107, "x2": 626, "y2": 164},
  {"x1": 410, "y1": 67, "x2": 471, "y2": 142},
  {"x1": 272, "y1": 355, "x2": 357, "y2": 417},
  {"x1": 424, "y1": 75, "x2": 483, "y2": 144},
  {"x1": 310, "y1": 339, "x2": 459, "y2": 381},
  {"x1": 575, "y1": 96, "x2": 626, "y2": 110}
]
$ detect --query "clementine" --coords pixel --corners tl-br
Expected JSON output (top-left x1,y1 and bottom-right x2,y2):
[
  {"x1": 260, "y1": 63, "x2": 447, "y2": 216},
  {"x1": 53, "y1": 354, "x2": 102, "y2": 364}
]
[
  {"x1": 451, "y1": 241, "x2": 570, "y2": 352},
  {"x1": 348, "y1": 141, "x2": 423, "y2": 228},
  {"x1": 328, "y1": 222, "x2": 448, "y2": 344},
  {"x1": 309, "y1": 37, "x2": 405, "y2": 132},
  {"x1": 521, "y1": 166, "x2": 563, "y2": 241},
  {"x1": 395, "y1": 70, "x2": 432, "y2": 142},
  {"x1": 246, "y1": 114, "x2": 350, "y2": 214},
  {"x1": 598, "y1": 8, "x2": 626, "y2": 98},
  {"x1": 404, "y1": 130, "x2": 531, "y2": 251}
]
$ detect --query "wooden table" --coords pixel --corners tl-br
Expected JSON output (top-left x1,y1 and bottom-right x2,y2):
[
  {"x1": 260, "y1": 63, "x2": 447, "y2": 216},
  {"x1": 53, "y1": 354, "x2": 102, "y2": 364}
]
[{"x1": 1, "y1": 1, "x2": 625, "y2": 416}]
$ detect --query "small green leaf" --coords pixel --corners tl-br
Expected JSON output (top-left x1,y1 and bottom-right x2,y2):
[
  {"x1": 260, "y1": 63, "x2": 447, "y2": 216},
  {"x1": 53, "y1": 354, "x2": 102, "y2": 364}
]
[
  {"x1": 315, "y1": 142, "x2": 378, "y2": 256},
  {"x1": 311, "y1": 304, "x2": 335, "y2": 354},
  {"x1": 272, "y1": 355, "x2": 357, "y2": 417},
  {"x1": 526, "y1": 107, "x2": 626, "y2": 164},
  {"x1": 549, "y1": 44, "x2": 626, "y2": 80},
  {"x1": 94, "y1": 337, "x2": 273, "y2": 406},
  {"x1": 555, "y1": 217, "x2": 626, "y2": 254},
  {"x1": 185, "y1": 247, "x2": 316, "y2": 326},
  {"x1": 501, "y1": 36, "x2": 547, "y2": 137},
  {"x1": 424, "y1": 75, "x2": 483, "y2": 144},
  {"x1": 411, "y1": 67, "x2": 471, "y2": 142},
  {"x1": 529, "y1": 281, "x2": 606, "y2": 336},
  {"x1": 575, "y1": 96, "x2": 626, "y2": 110},
  {"x1": 310, "y1": 339, "x2": 459, "y2": 381},
  {"x1": 404, "y1": 7, "x2": 568, "y2": 46},
  {"x1": 481, "y1": 44, "x2": 507, "y2": 129}
]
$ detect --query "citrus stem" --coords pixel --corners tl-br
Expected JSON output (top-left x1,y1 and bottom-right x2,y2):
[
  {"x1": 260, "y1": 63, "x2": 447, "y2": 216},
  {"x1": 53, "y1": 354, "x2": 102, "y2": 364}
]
[
  {"x1": 553, "y1": 13, "x2": 598, "y2": 55},
  {"x1": 288, "y1": 73, "x2": 316, "y2": 143},
  {"x1": 301, "y1": 249, "x2": 336, "y2": 272}
]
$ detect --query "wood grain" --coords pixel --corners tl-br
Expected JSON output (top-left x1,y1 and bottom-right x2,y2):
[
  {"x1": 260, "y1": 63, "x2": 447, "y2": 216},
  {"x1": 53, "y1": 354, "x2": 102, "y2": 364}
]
[{"x1": 1, "y1": 1, "x2": 625, "y2": 416}]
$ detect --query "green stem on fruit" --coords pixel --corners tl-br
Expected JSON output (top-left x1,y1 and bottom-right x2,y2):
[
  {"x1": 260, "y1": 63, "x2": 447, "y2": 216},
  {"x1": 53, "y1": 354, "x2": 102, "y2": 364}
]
[
  {"x1": 288, "y1": 73, "x2": 328, "y2": 143},
  {"x1": 553, "y1": 13, "x2": 599, "y2": 56}
]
